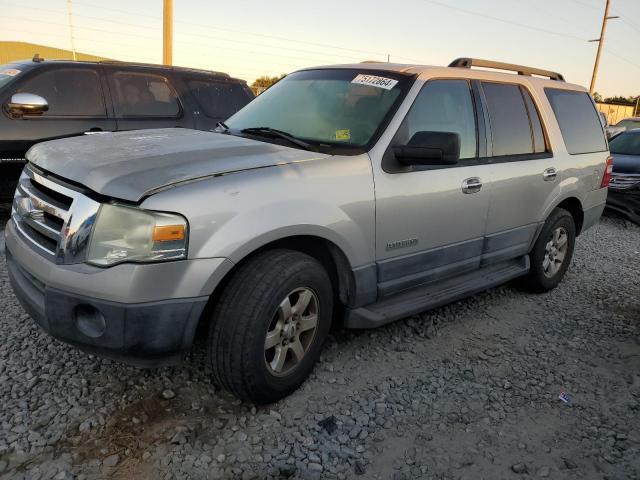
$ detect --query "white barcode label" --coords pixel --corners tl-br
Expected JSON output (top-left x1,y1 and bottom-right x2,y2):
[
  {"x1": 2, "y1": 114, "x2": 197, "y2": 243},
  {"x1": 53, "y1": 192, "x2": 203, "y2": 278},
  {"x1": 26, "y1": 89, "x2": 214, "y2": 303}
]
[{"x1": 351, "y1": 74, "x2": 398, "y2": 90}]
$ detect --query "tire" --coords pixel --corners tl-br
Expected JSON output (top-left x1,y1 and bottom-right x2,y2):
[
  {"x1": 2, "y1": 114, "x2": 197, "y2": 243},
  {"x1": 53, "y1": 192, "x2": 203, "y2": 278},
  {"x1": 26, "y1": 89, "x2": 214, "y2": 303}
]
[
  {"x1": 208, "y1": 249, "x2": 333, "y2": 404},
  {"x1": 522, "y1": 208, "x2": 576, "y2": 292}
]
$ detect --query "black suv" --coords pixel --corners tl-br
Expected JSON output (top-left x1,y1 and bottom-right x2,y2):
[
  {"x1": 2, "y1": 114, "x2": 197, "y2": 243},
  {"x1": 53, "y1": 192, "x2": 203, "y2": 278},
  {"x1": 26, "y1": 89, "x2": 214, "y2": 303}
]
[{"x1": 0, "y1": 58, "x2": 254, "y2": 199}]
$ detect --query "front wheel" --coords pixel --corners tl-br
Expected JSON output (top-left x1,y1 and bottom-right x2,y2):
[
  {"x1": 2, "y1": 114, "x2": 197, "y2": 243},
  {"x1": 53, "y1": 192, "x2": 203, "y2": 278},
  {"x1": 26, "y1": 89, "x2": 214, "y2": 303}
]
[
  {"x1": 208, "y1": 249, "x2": 333, "y2": 404},
  {"x1": 522, "y1": 208, "x2": 576, "y2": 292}
]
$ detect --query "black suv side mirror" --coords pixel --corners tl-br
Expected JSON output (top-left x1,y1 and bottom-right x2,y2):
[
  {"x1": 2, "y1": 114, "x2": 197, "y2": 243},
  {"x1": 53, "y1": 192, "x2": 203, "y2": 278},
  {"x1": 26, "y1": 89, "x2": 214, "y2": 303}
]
[
  {"x1": 393, "y1": 131, "x2": 460, "y2": 166},
  {"x1": 6, "y1": 93, "x2": 49, "y2": 118}
]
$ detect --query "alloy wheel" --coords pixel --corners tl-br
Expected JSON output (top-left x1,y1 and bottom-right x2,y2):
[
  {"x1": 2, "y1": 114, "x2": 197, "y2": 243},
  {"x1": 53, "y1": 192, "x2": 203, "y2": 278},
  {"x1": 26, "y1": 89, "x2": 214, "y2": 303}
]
[
  {"x1": 542, "y1": 226, "x2": 568, "y2": 278},
  {"x1": 264, "y1": 287, "x2": 319, "y2": 376}
]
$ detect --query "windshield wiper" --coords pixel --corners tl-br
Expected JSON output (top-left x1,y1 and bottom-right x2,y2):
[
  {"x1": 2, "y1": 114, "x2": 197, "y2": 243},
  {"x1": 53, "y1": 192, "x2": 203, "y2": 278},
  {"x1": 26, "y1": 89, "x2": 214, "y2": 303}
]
[
  {"x1": 240, "y1": 127, "x2": 313, "y2": 151},
  {"x1": 215, "y1": 121, "x2": 230, "y2": 133}
]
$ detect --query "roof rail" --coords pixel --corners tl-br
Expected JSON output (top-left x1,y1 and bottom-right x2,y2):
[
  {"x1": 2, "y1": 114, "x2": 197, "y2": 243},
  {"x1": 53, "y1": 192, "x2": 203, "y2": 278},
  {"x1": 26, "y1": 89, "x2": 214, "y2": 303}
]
[
  {"x1": 448, "y1": 58, "x2": 565, "y2": 82},
  {"x1": 98, "y1": 60, "x2": 231, "y2": 77}
]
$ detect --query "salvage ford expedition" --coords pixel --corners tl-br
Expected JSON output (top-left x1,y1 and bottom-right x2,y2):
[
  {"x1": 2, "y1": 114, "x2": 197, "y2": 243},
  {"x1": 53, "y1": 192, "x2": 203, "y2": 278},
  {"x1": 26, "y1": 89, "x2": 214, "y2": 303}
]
[{"x1": 5, "y1": 58, "x2": 611, "y2": 403}]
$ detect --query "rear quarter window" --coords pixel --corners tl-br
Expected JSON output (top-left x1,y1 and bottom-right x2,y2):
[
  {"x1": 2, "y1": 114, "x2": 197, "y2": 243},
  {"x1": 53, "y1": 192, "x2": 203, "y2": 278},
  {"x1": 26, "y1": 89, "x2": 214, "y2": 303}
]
[
  {"x1": 545, "y1": 88, "x2": 607, "y2": 155},
  {"x1": 187, "y1": 79, "x2": 253, "y2": 119}
]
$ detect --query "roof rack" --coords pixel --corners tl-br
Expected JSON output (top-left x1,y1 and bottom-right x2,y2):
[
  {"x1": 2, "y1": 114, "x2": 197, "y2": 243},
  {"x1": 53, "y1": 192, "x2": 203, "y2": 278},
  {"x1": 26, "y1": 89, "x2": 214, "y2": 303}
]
[
  {"x1": 97, "y1": 60, "x2": 231, "y2": 77},
  {"x1": 448, "y1": 58, "x2": 565, "y2": 82}
]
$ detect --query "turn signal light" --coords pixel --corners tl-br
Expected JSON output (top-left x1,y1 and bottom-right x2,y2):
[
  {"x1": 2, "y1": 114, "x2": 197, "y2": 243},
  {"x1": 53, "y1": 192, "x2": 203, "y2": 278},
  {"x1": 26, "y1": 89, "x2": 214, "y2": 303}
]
[
  {"x1": 153, "y1": 225, "x2": 185, "y2": 242},
  {"x1": 600, "y1": 156, "x2": 614, "y2": 188}
]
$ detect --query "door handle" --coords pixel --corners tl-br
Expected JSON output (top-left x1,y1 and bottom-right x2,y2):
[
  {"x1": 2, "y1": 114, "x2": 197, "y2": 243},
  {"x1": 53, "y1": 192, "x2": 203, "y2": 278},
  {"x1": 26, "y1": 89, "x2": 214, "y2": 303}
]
[
  {"x1": 462, "y1": 177, "x2": 482, "y2": 194},
  {"x1": 543, "y1": 167, "x2": 558, "y2": 181}
]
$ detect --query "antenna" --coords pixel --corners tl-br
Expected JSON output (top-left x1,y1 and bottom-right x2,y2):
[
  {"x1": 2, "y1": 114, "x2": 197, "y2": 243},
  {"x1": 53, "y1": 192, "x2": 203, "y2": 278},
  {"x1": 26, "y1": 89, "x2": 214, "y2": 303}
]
[{"x1": 67, "y1": 0, "x2": 77, "y2": 61}]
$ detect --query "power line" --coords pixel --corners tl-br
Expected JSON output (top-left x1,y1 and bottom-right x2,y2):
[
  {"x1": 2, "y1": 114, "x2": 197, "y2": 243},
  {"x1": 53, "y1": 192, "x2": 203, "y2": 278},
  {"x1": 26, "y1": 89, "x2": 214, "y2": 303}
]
[
  {"x1": 71, "y1": 0, "x2": 411, "y2": 60},
  {"x1": 419, "y1": 0, "x2": 590, "y2": 42}
]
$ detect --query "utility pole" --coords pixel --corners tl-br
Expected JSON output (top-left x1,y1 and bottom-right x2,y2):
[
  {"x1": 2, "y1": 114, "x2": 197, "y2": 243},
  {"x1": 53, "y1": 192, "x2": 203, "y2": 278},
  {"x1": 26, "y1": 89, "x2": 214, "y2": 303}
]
[
  {"x1": 163, "y1": 0, "x2": 173, "y2": 65},
  {"x1": 66, "y1": 0, "x2": 77, "y2": 61},
  {"x1": 589, "y1": 0, "x2": 618, "y2": 94},
  {"x1": 635, "y1": 96, "x2": 639, "y2": 116}
]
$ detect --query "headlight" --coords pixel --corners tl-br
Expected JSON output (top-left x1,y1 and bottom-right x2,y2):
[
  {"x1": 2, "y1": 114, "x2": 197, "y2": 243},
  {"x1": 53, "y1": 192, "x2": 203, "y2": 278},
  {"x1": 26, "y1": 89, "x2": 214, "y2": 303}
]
[{"x1": 87, "y1": 204, "x2": 188, "y2": 266}]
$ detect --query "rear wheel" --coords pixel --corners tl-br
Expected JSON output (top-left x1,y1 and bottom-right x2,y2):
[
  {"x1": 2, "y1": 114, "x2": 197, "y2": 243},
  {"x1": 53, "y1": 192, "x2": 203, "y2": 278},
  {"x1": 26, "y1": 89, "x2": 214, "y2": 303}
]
[
  {"x1": 208, "y1": 249, "x2": 333, "y2": 404},
  {"x1": 522, "y1": 208, "x2": 576, "y2": 292}
]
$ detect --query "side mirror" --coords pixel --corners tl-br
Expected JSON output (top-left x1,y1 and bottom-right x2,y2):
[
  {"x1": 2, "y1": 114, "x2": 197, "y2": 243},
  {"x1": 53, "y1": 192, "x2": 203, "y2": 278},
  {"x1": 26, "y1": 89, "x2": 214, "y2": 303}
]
[
  {"x1": 6, "y1": 93, "x2": 49, "y2": 118},
  {"x1": 393, "y1": 131, "x2": 460, "y2": 166}
]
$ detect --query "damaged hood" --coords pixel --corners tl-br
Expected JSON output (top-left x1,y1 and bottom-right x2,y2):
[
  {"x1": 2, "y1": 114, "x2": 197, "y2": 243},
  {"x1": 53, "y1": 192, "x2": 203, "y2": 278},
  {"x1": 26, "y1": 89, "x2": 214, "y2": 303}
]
[{"x1": 26, "y1": 128, "x2": 329, "y2": 202}]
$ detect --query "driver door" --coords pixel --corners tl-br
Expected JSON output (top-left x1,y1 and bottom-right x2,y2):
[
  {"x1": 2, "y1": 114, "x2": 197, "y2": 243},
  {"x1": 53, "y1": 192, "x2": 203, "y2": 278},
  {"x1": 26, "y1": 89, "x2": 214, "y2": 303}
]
[{"x1": 372, "y1": 79, "x2": 492, "y2": 297}]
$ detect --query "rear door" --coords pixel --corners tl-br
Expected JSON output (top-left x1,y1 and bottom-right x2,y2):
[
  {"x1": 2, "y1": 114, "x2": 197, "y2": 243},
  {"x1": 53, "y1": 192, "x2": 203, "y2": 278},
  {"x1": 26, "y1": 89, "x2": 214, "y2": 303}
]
[
  {"x1": 1, "y1": 64, "x2": 115, "y2": 153},
  {"x1": 105, "y1": 67, "x2": 194, "y2": 131},
  {"x1": 184, "y1": 76, "x2": 254, "y2": 131},
  {"x1": 479, "y1": 81, "x2": 557, "y2": 265}
]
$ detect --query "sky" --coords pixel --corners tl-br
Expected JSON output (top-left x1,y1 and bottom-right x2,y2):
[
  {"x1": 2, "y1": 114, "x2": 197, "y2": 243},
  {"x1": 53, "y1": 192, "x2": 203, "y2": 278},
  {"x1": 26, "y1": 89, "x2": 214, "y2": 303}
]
[{"x1": 2, "y1": 0, "x2": 639, "y2": 97}]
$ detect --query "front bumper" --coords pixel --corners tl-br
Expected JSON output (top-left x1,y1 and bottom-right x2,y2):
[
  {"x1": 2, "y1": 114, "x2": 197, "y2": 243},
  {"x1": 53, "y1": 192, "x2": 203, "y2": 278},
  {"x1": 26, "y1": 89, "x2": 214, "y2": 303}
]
[
  {"x1": 5, "y1": 220, "x2": 234, "y2": 367},
  {"x1": 606, "y1": 189, "x2": 640, "y2": 225}
]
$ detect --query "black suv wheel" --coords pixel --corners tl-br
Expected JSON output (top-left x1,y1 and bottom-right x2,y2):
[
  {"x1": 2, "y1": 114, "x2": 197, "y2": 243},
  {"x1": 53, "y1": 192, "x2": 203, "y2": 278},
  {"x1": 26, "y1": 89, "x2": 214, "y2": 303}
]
[
  {"x1": 208, "y1": 249, "x2": 333, "y2": 404},
  {"x1": 522, "y1": 208, "x2": 576, "y2": 292}
]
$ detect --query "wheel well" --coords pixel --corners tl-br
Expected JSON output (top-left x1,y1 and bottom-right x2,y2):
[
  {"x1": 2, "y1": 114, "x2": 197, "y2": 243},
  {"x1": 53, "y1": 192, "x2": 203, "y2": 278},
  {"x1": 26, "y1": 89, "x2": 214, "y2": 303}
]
[
  {"x1": 556, "y1": 197, "x2": 584, "y2": 235},
  {"x1": 196, "y1": 236, "x2": 352, "y2": 336}
]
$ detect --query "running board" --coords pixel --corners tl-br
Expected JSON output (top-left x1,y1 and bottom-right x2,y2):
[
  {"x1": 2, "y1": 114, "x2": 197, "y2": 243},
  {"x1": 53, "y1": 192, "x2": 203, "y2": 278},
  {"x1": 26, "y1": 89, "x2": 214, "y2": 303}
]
[{"x1": 345, "y1": 256, "x2": 529, "y2": 329}]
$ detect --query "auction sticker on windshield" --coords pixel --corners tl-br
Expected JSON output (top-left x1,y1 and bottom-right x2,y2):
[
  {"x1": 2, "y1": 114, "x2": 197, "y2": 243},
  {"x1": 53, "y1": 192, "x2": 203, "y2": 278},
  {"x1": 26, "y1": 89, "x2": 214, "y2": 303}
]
[{"x1": 352, "y1": 74, "x2": 398, "y2": 90}]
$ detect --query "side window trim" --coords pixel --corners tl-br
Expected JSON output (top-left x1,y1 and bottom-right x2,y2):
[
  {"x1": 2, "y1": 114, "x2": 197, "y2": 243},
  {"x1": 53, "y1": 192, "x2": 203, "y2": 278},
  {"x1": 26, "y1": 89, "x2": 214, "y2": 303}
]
[
  {"x1": 471, "y1": 80, "x2": 489, "y2": 159},
  {"x1": 109, "y1": 69, "x2": 184, "y2": 119}
]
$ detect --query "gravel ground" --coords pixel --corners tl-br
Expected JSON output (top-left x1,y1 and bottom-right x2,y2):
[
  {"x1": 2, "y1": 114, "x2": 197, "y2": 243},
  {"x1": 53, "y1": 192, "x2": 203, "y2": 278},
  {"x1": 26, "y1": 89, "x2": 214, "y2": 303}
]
[{"x1": 0, "y1": 212, "x2": 639, "y2": 480}]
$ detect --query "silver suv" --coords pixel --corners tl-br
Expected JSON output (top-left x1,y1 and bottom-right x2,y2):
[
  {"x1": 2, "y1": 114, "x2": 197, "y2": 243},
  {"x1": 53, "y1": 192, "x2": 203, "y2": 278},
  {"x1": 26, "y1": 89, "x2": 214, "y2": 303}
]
[{"x1": 5, "y1": 58, "x2": 611, "y2": 403}]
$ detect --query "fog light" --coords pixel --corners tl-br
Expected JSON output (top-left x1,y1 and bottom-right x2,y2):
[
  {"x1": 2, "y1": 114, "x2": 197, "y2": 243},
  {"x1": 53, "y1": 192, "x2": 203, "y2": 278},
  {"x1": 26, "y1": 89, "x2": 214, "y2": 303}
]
[{"x1": 74, "y1": 304, "x2": 106, "y2": 338}]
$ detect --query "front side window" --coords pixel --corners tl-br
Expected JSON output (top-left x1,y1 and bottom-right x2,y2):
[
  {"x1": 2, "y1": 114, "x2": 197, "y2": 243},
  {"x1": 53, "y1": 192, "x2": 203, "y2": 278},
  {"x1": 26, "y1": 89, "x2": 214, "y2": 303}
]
[
  {"x1": 226, "y1": 69, "x2": 411, "y2": 150},
  {"x1": 15, "y1": 68, "x2": 105, "y2": 117},
  {"x1": 482, "y1": 82, "x2": 535, "y2": 157},
  {"x1": 188, "y1": 80, "x2": 252, "y2": 120},
  {"x1": 545, "y1": 88, "x2": 607, "y2": 155},
  {"x1": 112, "y1": 71, "x2": 180, "y2": 117},
  {"x1": 396, "y1": 79, "x2": 477, "y2": 160}
]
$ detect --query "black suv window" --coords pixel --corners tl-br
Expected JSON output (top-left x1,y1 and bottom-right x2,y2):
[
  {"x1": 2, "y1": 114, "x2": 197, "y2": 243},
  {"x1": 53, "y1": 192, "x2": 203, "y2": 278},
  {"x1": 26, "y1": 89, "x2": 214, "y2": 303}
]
[
  {"x1": 188, "y1": 79, "x2": 252, "y2": 120},
  {"x1": 545, "y1": 88, "x2": 608, "y2": 155},
  {"x1": 15, "y1": 68, "x2": 105, "y2": 117},
  {"x1": 399, "y1": 79, "x2": 477, "y2": 160},
  {"x1": 482, "y1": 82, "x2": 541, "y2": 157},
  {"x1": 112, "y1": 71, "x2": 180, "y2": 117}
]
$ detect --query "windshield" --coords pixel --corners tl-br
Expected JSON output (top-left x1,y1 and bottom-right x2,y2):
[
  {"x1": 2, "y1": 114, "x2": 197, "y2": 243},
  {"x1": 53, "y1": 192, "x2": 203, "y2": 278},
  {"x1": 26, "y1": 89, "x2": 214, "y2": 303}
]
[
  {"x1": 616, "y1": 119, "x2": 640, "y2": 129},
  {"x1": 609, "y1": 132, "x2": 640, "y2": 155},
  {"x1": 226, "y1": 69, "x2": 412, "y2": 152},
  {"x1": 0, "y1": 64, "x2": 24, "y2": 89}
]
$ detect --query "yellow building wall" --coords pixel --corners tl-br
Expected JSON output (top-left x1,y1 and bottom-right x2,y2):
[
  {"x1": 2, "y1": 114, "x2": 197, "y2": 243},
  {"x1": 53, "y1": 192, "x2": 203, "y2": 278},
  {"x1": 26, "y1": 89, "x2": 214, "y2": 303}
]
[
  {"x1": 597, "y1": 102, "x2": 636, "y2": 125},
  {"x1": 0, "y1": 41, "x2": 109, "y2": 64}
]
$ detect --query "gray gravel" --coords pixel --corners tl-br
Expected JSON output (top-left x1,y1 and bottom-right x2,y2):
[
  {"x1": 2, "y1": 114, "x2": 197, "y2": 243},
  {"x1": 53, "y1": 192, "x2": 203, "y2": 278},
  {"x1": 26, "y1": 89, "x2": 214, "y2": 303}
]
[{"x1": 1, "y1": 213, "x2": 639, "y2": 480}]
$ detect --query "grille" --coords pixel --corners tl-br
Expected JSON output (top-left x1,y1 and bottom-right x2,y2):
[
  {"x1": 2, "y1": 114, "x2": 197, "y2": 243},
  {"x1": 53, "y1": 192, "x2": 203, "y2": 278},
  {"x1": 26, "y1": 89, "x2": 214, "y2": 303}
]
[
  {"x1": 11, "y1": 165, "x2": 100, "y2": 262},
  {"x1": 609, "y1": 174, "x2": 640, "y2": 191}
]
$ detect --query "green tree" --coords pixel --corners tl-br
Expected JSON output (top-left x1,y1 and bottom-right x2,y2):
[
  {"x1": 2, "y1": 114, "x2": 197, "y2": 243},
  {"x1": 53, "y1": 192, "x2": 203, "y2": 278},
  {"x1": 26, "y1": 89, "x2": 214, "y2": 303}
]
[
  {"x1": 592, "y1": 92, "x2": 603, "y2": 103},
  {"x1": 251, "y1": 74, "x2": 286, "y2": 95}
]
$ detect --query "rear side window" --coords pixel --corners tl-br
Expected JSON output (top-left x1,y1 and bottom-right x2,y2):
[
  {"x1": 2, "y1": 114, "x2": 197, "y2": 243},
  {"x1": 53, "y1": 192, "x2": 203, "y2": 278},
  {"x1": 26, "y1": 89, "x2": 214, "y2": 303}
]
[
  {"x1": 522, "y1": 89, "x2": 547, "y2": 153},
  {"x1": 481, "y1": 82, "x2": 535, "y2": 156},
  {"x1": 545, "y1": 88, "x2": 607, "y2": 154},
  {"x1": 15, "y1": 68, "x2": 105, "y2": 117},
  {"x1": 188, "y1": 80, "x2": 252, "y2": 120},
  {"x1": 111, "y1": 71, "x2": 180, "y2": 117}
]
